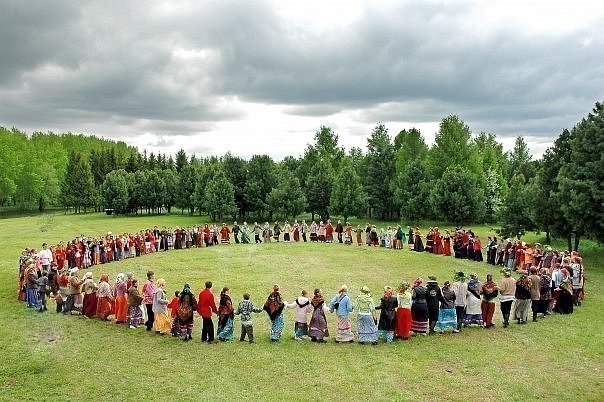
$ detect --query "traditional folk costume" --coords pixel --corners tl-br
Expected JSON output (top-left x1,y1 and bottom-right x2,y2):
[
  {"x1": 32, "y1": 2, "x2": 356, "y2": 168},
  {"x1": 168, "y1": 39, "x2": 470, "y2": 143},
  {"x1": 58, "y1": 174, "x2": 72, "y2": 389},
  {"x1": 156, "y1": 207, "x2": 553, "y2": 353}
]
[
  {"x1": 114, "y1": 274, "x2": 128, "y2": 323},
  {"x1": 217, "y1": 292, "x2": 235, "y2": 341},
  {"x1": 425, "y1": 278, "x2": 444, "y2": 334},
  {"x1": 286, "y1": 295, "x2": 311, "y2": 339},
  {"x1": 411, "y1": 280, "x2": 429, "y2": 335},
  {"x1": 177, "y1": 284, "x2": 197, "y2": 340},
  {"x1": 407, "y1": 228, "x2": 415, "y2": 251},
  {"x1": 355, "y1": 287, "x2": 378, "y2": 344},
  {"x1": 127, "y1": 284, "x2": 144, "y2": 328},
  {"x1": 264, "y1": 288, "x2": 285, "y2": 341},
  {"x1": 480, "y1": 275, "x2": 498, "y2": 328},
  {"x1": 554, "y1": 273, "x2": 573, "y2": 315},
  {"x1": 413, "y1": 230, "x2": 424, "y2": 252},
  {"x1": 498, "y1": 272, "x2": 516, "y2": 327},
  {"x1": 443, "y1": 233, "x2": 452, "y2": 256},
  {"x1": 152, "y1": 282, "x2": 171, "y2": 335},
  {"x1": 310, "y1": 221, "x2": 319, "y2": 242},
  {"x1": 464, "y1": 277, "x2": 483, "y2": 326},
  {"x1": 220, "y1": 225, "x2": 231, "y2": 245},
  {"x1": 513, "y1": 276, "x2": 532, "y2": 324},
  {"x1": 436, "y1": 283, "x2": 458, "y2": 332},
  {"x1": 375, "y1": 288, "x2": 398, "y2": 343},
  {"x1": 309, "y1": 293, "x2": 329, "y2": 342},
  {"x1": 356, "y1": 227, "x2": 364, "y2": 246},
  {"x1": 395, "y1": 287, "x2": 412, "y2": 339},
  {"x1": 96, "y1": 275, "x2": 113, "y2": 320},
  {"x1": 330, "y1": 288, "x2": 354, "y2": 343},
  {"x1": 528, "y1": 272, "x2": 541, "y2": 322},
  {"x1": 81, "y1": 273, "x2": 98, "y2": 318},
  {"x1": 453, "y1": 273, "x2": 468, "y2": 331},
  {"x1": 538, "y1": 270, "x2": 552, "y2": 317}
]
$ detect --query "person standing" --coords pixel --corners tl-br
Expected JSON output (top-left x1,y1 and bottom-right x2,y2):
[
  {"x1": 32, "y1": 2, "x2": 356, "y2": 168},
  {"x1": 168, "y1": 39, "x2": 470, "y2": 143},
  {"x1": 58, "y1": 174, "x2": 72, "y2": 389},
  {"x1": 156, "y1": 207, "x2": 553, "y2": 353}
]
[
  {"x1": 232, "y1": 222, "x2": 240, "y2": 244},
  {"x1": 152, "y1": 279, "x2": 171, "y2": 335},
  {"x1": 264, "y1": 284, "x2": 286, "y2": 341},
  {"x1": 285, "y1": 290, "x2": 312, "y2": 340},
  {"x1": 197, "y1": 281, "x2": 218, "y2": 343},
  {"x1": 453, "y1": 272, "x2": 468, "y2": 331},
  {"x1": 395, "y1": 282, "x2": 412, "y2": 339},
  {"x1": 528, "y1": 267, "x2": 541, "y2": 322},
  {"x1": 330, "y1": 285, "x2": 354, "y2": 343},
  {"x1": 375, "y1": 286, "x2": 398, "y2": 343},
  {"x1": 481, "y1": 274, "x2": 498, "y2": 328},
  {"x1": 436, "y1": 281, "x2": 458, "y2": 333},
  {"x1": 253, "y1": 222, "x2": 262, "y2": 243},
  {"x1": 410, "y1": 278, "x2": 429, "y2": 336},
  {"x1": 498, "y1": 269, "x2": 516, "y2": 327},
  {"x1": 234, "y1": 293, "x2": 263, "y2": 343},
  {"x1": 513, "y1": 274, "x2": 532, "y2": 324},
  {"x1": 425, "y1": 277, "x2": 444, "y2": 335},
  {"x1": 177, "y1": 284, "x2": 198, "y2": 341},
  {"x1": 39, "y1": 243, "x2": 53, "y2": 273},
  {"x1": 96, "y1": 274, "x2": 114, "y2": 321},
  {"x1": 355, "y1": 286, "x2": 378, "y2": 345},
  {"x1": 464, "y1": 273, "x2": 483, "y2": 327},
  {"x1": 143, "y1": 271, "x2": 156, "y2": 331},
  {"x1": 114, "y1": 273, "x2": 128, "y2": 323},
  {"x1": 335, "y1": 220, "x2": 344, "y2": 243},
  {"x1": 217, "y1": 287, "x2": 235, "y2": 341},
  {"x1": 309, "y1": 289, "x2": 330, "y2": 343}
]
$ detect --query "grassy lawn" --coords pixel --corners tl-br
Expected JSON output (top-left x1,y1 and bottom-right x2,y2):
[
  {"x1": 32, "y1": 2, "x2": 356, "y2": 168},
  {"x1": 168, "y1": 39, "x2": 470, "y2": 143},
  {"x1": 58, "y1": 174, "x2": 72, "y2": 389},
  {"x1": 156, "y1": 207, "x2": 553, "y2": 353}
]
[{"x1": 1, "y1": 213, "x2": 602, "y2": 401}]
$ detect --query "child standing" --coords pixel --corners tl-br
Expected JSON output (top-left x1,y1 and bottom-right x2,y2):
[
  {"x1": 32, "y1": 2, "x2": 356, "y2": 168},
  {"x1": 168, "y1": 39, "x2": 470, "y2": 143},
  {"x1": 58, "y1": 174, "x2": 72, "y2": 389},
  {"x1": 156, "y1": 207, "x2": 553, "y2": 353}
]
[
  {"x1": 285, "y1": 290, "x2": 312, "y2": 340},
  {"x1": 37, "y1": 273, "x2": 49, "y2": 312},
  {"x1": 234, "y1": 293, "x2": 263, "y2": 343},
  {"x1": 167, "y1": 291, "x2": 180, "y2": 336}
]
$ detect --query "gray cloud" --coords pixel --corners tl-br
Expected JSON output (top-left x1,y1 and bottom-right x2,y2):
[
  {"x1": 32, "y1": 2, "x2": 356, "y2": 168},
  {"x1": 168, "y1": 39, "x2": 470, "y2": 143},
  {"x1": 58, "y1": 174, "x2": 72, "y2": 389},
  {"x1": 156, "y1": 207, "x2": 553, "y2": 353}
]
[{"x1": 0, "y1": 0, "x2": 602, "y2": 154}]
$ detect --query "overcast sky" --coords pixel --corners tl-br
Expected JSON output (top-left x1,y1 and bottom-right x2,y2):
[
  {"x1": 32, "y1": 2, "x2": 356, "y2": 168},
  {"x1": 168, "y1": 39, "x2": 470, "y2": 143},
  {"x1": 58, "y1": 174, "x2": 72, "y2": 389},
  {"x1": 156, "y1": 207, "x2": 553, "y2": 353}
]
[{"x1": 1, "y1": 0, "x2": 602, "y2": 160}]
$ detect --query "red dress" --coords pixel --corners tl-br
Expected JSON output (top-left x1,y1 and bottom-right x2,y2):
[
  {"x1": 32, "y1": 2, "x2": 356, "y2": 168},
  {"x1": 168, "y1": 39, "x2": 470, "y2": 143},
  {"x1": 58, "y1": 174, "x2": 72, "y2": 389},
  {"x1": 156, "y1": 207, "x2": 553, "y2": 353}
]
[{"x1": 443, "y1": 235, "x2": 451, "y2": 256}]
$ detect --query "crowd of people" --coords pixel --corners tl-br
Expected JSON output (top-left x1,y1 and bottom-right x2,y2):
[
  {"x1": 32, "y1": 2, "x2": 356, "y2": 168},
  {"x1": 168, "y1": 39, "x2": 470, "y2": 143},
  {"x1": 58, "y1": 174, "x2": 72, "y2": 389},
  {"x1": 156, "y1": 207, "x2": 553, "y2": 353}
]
[{"x1": 17, "y1": 220, "x2": 586, "y2": 344}]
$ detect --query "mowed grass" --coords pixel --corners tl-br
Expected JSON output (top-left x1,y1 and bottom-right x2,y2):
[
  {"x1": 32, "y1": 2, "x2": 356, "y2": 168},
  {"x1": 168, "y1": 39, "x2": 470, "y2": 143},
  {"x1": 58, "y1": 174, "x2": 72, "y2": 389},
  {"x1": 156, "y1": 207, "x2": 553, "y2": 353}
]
[{"x1": 0, "y1": 213, "x2": 602, "y2": 401}]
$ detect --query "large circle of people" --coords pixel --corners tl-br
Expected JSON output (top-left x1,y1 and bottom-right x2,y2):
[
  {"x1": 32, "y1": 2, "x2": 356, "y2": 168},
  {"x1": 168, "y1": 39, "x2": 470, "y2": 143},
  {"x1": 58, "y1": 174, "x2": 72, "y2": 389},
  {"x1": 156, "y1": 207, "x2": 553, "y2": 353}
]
[{"x1": 18, "y1": 219, "x2": 586, "y2": 344}]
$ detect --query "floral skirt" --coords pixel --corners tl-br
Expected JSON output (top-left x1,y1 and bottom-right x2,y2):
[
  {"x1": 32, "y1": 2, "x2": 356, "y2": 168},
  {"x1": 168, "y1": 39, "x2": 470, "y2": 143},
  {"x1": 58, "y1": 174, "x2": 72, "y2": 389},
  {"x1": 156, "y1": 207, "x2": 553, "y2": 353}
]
[
  {"x1": 127, "y1": 305, "x2": 144, "y2": 326},
  {"x1": 218, "y1": 316, "x2": 234, "y2": 340},
  {"x1": 270, "y1": 314, "x2": 284, "y2": 340},
  {"x1": 357, "y1": 313, "x2": 378, "y2": 343}
]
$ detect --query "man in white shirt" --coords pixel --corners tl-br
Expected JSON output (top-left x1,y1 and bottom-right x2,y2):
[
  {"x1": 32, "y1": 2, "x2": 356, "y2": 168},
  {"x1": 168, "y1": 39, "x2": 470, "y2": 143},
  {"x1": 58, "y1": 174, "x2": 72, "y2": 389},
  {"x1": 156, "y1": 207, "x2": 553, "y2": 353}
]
[{"x1": 39, "y1": 243, "x2": 53, "y2": 272}]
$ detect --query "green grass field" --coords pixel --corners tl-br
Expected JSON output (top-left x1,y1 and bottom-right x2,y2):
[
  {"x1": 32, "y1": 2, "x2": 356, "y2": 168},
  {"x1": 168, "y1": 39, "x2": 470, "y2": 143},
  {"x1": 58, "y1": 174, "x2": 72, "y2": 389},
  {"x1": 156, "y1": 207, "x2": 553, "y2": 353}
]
[{"x1": 1, "y1": 213, "x2": 602, "y2": 401}]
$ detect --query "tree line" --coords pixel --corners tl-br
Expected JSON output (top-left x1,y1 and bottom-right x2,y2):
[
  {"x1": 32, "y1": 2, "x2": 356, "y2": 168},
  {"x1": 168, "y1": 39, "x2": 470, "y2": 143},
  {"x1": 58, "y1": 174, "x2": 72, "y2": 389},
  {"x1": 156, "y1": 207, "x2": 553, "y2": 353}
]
[{"x1": 1, "y1": 101, "x2": 601, "y2": 250}]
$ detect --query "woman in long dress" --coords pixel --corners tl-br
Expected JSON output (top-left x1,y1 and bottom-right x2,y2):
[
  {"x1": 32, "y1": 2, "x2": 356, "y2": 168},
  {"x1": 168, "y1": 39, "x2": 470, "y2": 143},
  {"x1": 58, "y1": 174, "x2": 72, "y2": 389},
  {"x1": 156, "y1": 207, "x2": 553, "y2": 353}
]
[
  {"x1": 152, "y1": 278, "x2": 171, "y2": 335},
  {"x1": 309, "y1": 289, "x2": 329, "y2": 342},
  {"x1": 264, "y1": 284, "x2": 285, "y2": 341},
  {"x1": 329, "y1": 285, "x2": 354, "y2": 343},
  {"x1": 217, "y1": 287, "x2": 235, "y2": 341},
  {"x1": 375, "y1": 286, "x2": 398, "y2": 343},
  {"x1": 410, "y1": 278, "x2": 429, "y2": 335},
  {"x1": 355, "y1": 286, "x2": 378, "y2": 345},
  {"x1": 95, "y1": 274, "x2": 113, "y2": 321},
  {"x1": 395, "y1": 282, "x2": 412, "y2": 340},
  {"x1": 81, "y1": 272, "x2": 98, "y2": 318}
]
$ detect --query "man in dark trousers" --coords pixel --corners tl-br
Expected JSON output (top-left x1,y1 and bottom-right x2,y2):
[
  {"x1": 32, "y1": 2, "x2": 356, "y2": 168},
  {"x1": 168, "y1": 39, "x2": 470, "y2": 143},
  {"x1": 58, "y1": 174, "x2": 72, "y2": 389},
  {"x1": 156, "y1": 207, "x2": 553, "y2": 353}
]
[{"x1": 197, "y1": 281, "x2": 218, "y2": 343}]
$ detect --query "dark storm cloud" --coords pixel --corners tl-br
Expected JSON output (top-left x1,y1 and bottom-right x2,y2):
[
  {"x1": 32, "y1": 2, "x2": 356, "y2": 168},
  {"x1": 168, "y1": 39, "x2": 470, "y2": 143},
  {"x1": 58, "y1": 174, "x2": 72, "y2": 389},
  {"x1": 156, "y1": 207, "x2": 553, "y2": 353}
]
[{"x1": 0, "y1": 0, "x2": 601, "y2": 145}]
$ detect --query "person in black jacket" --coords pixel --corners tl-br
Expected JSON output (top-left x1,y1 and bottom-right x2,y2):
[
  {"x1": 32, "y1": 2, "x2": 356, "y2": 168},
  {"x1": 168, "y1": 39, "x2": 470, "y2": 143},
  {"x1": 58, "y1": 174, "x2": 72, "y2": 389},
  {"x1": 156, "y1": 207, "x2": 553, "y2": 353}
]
[
  {"x1": 426, "y1": 276, "x2": 445, "y2": 335},
  {"x1": 375, "y1": 286, "x2": 398, "y2": 343}
]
